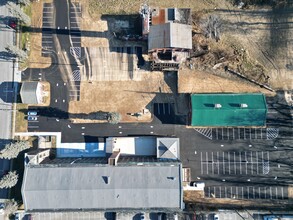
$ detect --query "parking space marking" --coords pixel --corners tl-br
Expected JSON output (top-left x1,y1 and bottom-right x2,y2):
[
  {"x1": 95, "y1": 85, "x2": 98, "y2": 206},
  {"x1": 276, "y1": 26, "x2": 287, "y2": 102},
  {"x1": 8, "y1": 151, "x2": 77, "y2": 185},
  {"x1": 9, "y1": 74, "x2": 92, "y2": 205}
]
[
  {"x1": 194, "y1": 128, "x2": 212, "y2": 140},
  {"x1": 208, "y1": 127, "x2": 279, "y2": 140},
  {"x1": 205, "y1": 186, "x2": 287, "y2": 200},
  {"x1": 200, "y1": 151, "x2": 270, "y2": 175}
]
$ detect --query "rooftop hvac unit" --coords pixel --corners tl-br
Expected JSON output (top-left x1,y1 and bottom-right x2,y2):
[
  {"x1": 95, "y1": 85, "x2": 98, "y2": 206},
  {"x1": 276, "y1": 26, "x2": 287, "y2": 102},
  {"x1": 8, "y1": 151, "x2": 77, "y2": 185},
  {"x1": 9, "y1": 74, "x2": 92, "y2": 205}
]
[
  {"x1": 240, "y1": 103, "x2": 248, "y2": 108},
  {"x1": 214, "y1": 103, "x2": 222, "y2": 108}
]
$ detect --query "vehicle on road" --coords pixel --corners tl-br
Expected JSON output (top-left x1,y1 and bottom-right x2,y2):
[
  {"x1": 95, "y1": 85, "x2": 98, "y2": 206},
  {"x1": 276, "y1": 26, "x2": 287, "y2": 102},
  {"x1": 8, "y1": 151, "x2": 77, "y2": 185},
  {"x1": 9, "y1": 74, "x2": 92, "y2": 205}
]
[
  {"x1": 28, "y1": 111, "x2": 37, "y2": 116},
  {"x1": 8, "y1": 19, "x2": 17, "y2": 29},
  {"x1": 27, "y1": 116, "x2": 37, "y2": 121}
]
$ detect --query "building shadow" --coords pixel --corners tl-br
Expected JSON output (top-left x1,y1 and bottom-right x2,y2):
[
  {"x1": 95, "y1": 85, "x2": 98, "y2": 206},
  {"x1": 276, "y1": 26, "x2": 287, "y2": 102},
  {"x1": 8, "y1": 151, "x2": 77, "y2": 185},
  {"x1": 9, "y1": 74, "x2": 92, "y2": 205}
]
[{"x1": 0, "y1": 81, "x2": 19, "y2": 103}]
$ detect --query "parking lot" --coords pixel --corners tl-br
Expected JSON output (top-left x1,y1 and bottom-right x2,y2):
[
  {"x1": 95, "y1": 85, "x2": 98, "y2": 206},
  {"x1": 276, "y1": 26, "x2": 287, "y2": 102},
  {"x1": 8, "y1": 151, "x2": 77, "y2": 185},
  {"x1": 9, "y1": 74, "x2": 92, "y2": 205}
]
[
  {"x1": 200, "y1": 151, "x2": 270, "y2": 175},
  {"x1": 31, "y1": 212, "x2": 111, "y2": 220},
  {"x1": 194, "y1": 127, "x2": 279, "y2": 140},
  {"x1": 205, "y1": 185, "x2": 288, "y2": 200},
  {"x1": 42, "y1": 3, "x2": 54, "y2": 56}
]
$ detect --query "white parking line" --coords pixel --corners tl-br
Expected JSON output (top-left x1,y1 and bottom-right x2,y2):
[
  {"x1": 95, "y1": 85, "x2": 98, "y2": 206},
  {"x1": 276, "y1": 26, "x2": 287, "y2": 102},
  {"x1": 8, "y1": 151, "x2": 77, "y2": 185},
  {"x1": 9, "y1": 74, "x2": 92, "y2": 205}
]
[
  {"x1": 212, "y1": 152, "x2": 214, "y2": 174},
  {"x1": 206, "y1": 152, "x2": 208, "y2": 174},
  {"x1": 28, "y1": 126, "x2": 39, "y2": 128},
  {"x1": 200, "y1": 152, "x2": 203, "y2": 175},
  {"x1": 251, "y1": 152, "x2": 253, "y2": 174},
  {"x1": 228, "y1": 152, "x2": 230, "y2": 174},
  {"x1": 223, "y1": 152, "x2": 225, "y2": 174}
]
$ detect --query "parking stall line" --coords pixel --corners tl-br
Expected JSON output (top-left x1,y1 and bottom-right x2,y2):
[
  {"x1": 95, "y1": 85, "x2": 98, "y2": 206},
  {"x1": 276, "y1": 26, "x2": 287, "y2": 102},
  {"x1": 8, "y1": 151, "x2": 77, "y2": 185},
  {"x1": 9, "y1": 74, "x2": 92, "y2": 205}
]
[
  {"x1": 212, "y1": 152, "x2": 214, "y2": 174},
  {"x1": 232, "y1": 128, "x2": 235, "y2": 139},
  {"x1": 239, "y1": 152, "x2": 242, "y2": 174},
  {"x1": 276, "y1": 187, "x2": 278, "y2": 199},
  {"x1": 256, "y1": 152, "x2": 259, "y2": 174},
  {"x1": 217, "y1": 152, "x2": 220, "y2": 174},
  {"x1": 225, "y1": 187, "x2": 227, "y2": 198},
  {"x1": 201, "y1": 152, "x2": 203, "y2": 174},
  {"x1": 264, "y1": 187, "x2": 267, "y2": 199},
  {"x1": 270, "y1": 187, "x2": 273, "y2": 199},
  {"x1": 214, "y1": 186, "x2": 216, "y2": 197},
  {"x1": 216, "y1": 128, "x2": 219, "y2": 139},
  {"x1": 227, "y1": 128, "x2": 229, "y2": 139},
  {"x1": 206, "y1": 152, "x2": 208, "y2": 174},
  {"x1": 162, "y1": 103, "x2": 165, "y2": 114},
  {"x1": 282, "y1": 187, "x2": 284, "y2": 199},
  {"x1": 251, "y1": 152, "x2": 253, "y2": 174},
  {"x1": 221, "y1": 128, "x2": 223, "y2": 139},
  {"x1": 208, "y1": 187, "x2": 210, "y2": 197},
  {"x1": 223, "y1": 152, "x2": 225, "y2": 174},
  {"x1": 258, "y1": 187, "x2": 261, "y2": 199},
  {"x1": 228, "y1": 152, "x2": 231, "y2": 174},
  {"x1": 234, "y1": 152, "x2": 236, "y2": 174},
  {"x1": 245, "y1": 151, "x2": 248, "y2": 174}
]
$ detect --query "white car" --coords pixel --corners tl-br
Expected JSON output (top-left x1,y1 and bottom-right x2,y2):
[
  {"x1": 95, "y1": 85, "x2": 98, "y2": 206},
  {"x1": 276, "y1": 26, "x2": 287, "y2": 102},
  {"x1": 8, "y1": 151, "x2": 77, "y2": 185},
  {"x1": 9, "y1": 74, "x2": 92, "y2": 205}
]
[
  {"x1": 189, "y1": 181, "x2": 205, "y2": 190},
  {"x1": 214, "y1": 214, "x2": 219, "y2": 220},
  {"x1": 28, "y1": 111, "x2": 37, "y2": 116}
]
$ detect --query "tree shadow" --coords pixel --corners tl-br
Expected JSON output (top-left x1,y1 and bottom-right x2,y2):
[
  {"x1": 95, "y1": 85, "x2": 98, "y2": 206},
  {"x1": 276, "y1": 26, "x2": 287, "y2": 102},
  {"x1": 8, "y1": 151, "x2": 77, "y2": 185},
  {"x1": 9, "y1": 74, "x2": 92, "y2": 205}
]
[{"x1": 0, "y1": 51, "x2": 15, "y2": 61}]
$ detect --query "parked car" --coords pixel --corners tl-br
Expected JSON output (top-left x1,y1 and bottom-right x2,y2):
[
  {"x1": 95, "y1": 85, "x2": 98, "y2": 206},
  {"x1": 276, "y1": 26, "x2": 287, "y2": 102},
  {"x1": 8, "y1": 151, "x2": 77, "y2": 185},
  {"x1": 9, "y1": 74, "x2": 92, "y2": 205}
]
[
  {"x1": 214, "y1": 214, "x2": 219, "y2": 220},
  {"x1": 28, "y1": 116, "x2": 37, "y2": 121},
  {"x1": 189, "y1": 181, "x2": 205, "y2": 190},
  {"x1": 28, "y1": 111, "x2": 37, "y2": 116}
]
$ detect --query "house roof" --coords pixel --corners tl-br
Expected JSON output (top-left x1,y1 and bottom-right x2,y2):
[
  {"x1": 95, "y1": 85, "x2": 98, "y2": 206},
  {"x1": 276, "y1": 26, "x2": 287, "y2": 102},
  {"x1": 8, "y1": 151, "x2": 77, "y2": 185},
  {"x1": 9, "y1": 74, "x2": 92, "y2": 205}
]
[
  {"x1": 22, "y1": 164, "x2": 183, "y2": 211},
  {"x1": 191, "y1": 93, "x2": 267, "y2": 126},
  {"x1": 157, "y1": 138, "x2": 180, "y2": 160},
  {"x1": 20, "y1": 82, "x2": 39, "y2": 104},
  {"x1": 148, "y1": 23, "x2": 192, "y2": 50}
]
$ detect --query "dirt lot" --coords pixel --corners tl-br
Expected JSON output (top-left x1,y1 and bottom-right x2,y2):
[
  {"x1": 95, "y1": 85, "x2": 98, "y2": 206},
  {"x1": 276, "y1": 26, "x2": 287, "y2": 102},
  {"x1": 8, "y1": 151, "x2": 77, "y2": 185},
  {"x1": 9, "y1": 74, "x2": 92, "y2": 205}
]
[
  {"x1": 178, "y1": 69, "x2": 275, "y2": 95},
  {"x1": 68, "y1": 71, "x2": 174, "y2": 122},
  {"x1": 26, "y1": 0, "x2": 52, "y2": 69}
]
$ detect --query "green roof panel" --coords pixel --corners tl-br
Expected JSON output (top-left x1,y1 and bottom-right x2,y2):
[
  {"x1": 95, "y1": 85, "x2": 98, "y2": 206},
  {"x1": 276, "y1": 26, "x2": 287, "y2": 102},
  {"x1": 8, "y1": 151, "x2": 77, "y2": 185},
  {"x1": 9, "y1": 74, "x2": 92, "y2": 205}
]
[{"x1": 191, "y1": 93, "x2": 267, "y2": 126}]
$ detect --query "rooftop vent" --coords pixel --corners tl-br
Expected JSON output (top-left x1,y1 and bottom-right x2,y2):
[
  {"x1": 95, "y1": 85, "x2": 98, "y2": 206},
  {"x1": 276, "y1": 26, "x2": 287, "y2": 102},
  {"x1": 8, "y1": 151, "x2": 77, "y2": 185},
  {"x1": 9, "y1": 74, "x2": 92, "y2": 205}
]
[
  {"x1": 102, "y1": 176, "x2": 111, "y2": 184},
  {"x1": 240, "y1": 103, "x2": 248, "y2": 108},
  {"x1": 214, "y1": 103, "x2": 222, "y2": 108}
]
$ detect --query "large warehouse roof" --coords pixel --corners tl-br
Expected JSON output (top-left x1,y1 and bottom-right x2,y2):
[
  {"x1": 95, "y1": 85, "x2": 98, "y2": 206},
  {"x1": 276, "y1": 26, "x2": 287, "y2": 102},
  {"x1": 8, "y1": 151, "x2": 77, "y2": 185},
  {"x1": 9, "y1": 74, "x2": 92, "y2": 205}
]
[
  {"x1": 148, "y1": 23, "x2": 192, "y2": 50},
  {"x1": 191, "y1": 93, "x2": 267, "y2": 126},
  {"x1": 22, "y1": 164, "x2": 183, "y2": 211}
]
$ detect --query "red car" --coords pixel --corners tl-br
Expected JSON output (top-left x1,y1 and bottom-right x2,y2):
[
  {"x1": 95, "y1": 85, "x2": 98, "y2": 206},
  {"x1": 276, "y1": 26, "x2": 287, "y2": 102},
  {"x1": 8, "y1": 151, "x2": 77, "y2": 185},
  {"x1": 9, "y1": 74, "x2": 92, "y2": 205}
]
[{"x1": 8, "y1": 19, "x2": 17, "y2": 29}]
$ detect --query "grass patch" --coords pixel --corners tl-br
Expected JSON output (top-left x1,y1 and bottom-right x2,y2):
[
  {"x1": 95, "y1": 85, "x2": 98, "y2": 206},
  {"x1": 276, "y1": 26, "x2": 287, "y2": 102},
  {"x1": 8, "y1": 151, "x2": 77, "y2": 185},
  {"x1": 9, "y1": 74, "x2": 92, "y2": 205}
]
[
  {"x1": 88, "y1": 0, "x2": 220, "y2": 18},
  {"x1": 15, "y1": 104, "x2": 28, "y2": 133}
]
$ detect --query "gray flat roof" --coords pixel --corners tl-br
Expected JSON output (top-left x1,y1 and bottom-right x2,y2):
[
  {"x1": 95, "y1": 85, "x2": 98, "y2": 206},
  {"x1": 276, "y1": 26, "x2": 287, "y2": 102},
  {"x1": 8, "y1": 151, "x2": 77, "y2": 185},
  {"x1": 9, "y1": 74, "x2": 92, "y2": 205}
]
[
  {"x1": 20, "y1": 82, "x2": 39, "y2": 104},
  {"x1": 22, "y1": 164, "x2": 182, "y2": 211},
  {"x1": 148, "y1": 23, "x2": 192, "y2": 50}
]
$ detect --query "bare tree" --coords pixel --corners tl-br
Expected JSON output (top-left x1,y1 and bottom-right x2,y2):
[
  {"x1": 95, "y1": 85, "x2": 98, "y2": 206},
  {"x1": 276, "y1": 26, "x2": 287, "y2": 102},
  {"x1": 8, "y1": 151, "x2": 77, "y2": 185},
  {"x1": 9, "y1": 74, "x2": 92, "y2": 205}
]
[
  {"x1": 0, "y1": 171, "x2": 18, "y2": 189},
  {"x1": 18, "y1": 0, "x2": 31, "y2": 6},
  {"x1": 107, "y1": 112, "x2": 121, "y2": 124},
  {"x1": 201, "y1": 15, "x2": 222, "y2": 41},
  {"x1": 5, "y1": 44, "x2": 28, "y2": 61},
  {"x1": 0, "y1": 141, "x2": 31, "y2": 159},
  {"x1": 3, "y1": 199, "x2": 18, "y2": 216},
  {"x1": 6, "y1": 2, "x2": 31, "y2": 25}
]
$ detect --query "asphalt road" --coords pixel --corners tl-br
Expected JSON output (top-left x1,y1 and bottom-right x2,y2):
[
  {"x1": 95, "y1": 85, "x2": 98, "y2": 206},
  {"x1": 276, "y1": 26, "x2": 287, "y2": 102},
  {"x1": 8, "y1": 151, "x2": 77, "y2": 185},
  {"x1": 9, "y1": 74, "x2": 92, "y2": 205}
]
[{"x1": 21, "y1": 0, "x2": 293, "y2": 204}]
